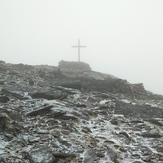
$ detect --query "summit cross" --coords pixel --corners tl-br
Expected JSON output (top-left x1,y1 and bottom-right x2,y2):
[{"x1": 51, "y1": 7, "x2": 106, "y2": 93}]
[{"x1": 72, "y1": 39, "x2": 86, "y2": 62}]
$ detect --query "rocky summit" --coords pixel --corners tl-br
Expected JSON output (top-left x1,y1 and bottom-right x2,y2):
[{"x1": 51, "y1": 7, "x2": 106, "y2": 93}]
[{"x1": 0, "y1": 60, "x2": 163, "y2": 163}]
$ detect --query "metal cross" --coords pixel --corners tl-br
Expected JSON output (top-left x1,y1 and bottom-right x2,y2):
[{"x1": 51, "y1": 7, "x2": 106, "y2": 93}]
[{"x1": 72, "y1": 39, "x2": 86, "y2": 62}]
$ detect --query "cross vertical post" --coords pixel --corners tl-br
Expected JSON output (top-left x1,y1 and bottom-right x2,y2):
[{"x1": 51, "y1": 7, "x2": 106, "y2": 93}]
[{"x1": 72, "y1": 39, "x2": 86, "y2": 62}]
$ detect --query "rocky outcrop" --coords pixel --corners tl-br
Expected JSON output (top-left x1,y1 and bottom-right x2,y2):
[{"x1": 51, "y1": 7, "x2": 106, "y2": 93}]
[
  {"x1": 0, "y1": 61, "x2": 163, "y2": 163},
  {"x1": 58, "y1": 60, "x2": 91, "y2": 71}
]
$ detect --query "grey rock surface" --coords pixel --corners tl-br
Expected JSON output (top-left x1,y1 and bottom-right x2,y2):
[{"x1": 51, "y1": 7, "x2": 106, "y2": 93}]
[{"x1": 0, "y1": 61, "x2": 163, "y2": 163}]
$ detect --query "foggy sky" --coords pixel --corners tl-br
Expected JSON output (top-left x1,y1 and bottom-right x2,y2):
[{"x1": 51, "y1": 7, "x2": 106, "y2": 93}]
[{"x1": 0, "y1": 0, "x2": 163, "y2": 94}]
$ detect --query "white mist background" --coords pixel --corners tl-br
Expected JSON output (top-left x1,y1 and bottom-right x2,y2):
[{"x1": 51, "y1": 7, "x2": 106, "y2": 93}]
[{"x1": 0, "y1": 0, "x2": 163, "y2": 94}]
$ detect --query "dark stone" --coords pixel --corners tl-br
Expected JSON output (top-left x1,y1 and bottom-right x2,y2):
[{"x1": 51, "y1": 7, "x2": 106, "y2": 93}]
[
  {"x1": 30, "y1": 92, "x2": 68, "y2": 100},
  {"x1": 110, "y1": 118, "x2": 119, "y2": 125},
  {"x1": 0, "y1": 116, "x2": 7, "y2": 131},
  {"x1": 0, "y1": 96, "x2": 10, "y2": 103},
  {"x1": 60, "y1": 81, "x2": 81, "y2": 90},
  {"x1": 0, "y1": 80, "x2": 5, "y2": 85},
  {"x1": 96, "y1": 151, "x2": 105, "y2": 158},
  {"x1": 1, "y1": 88, "x2": 28, "y2": 100},
  {"x1": 0, "y1": 157, "x2": 6, "y2": 163},
  {"x1": 119, "y1": 132, "x2": 130, "y2": 139},
  {"x1": 56, "y1": 115, "x2": 78, "y2": 121},
  {"x1": 114, "y1": 100, "x2": 163, "y2": 119},
  {"x1": 53, "y1": 153, "x2": 76, "y2": 159},
  {"x1": 26, "y1": 105, "x2": 53, "y2": 116},
  {"x1": 142, "y1": 130, "x2": 161, "y2": 138},
  {"x1": 29, "y1": 79, "x2": 34, "y2": 86}
]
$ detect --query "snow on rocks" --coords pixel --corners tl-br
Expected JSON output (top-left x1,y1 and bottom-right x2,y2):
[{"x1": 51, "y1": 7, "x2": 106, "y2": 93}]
[{"x1": 0, "y1": 62, "x2": 163, "y2": 162}]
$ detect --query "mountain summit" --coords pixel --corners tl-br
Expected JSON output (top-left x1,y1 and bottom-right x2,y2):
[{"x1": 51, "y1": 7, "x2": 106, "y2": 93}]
[{"x1": 0, "y1": 60, "x2": 163, "y2": 162}]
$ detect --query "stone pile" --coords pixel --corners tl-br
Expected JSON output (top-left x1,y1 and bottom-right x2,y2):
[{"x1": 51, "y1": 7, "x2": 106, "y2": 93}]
[{"x1": 0, "y1": 61, "x2": 163, "y2": 163}]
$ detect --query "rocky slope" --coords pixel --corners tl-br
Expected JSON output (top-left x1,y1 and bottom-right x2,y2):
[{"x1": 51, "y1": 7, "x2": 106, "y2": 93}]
[{"x1": 0, "y1": 61, "x2": 163, "y2": 163}]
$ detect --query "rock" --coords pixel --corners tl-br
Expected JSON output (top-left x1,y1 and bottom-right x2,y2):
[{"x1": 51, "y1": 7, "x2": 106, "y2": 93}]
[
  {"x1": 142, "y1": 129, "x2": 161, "y2": 138},
  {"x1": 83, "y1": 149, "x2": 96, "y2": 163},
  {"x1": 29, "y1": 146, "x2": 56, "y2": 163},
  {"x1": 26, "y1": 105, "x2": 53, "y2": 116},
  {"x1": 105, "y1": 146, "x2": 118, "y2": 162},
  {"x1": 0, "y1": 80, "x2": 5, "y2": 85},
  {"x1": 30, "y1": 92, "x2": 68, "y2": 100},
  {"x1": 0, "y1": 114, "x2": 7, "y2": 131},
  {"x1": 58, "y1": 60, "x2": 91, "y2": 71},
  {"x1": 60, "y1": 81, "x2": 81, "y2": 90},
  {"x1": 53, "y1": 152, "x2": 76, "y2": 159},
  {"x1": 29, "y1": 79, "x2": 34, "y2": 86},
  {"x1": 142, "y1": 155, "x2": 151, "y2": 162},
  {"x1": 157, "y1": 146, "x2": 163, "y2": 153},
  {"x1": 1, "y1": 88, "x2": 28, "y2": 100},
  {"x1": 0, "y1": 96, "x2": 10, "y2": 103},
  {"x1": 96, "y1": 151, "x2": 105, "y2": 158}
]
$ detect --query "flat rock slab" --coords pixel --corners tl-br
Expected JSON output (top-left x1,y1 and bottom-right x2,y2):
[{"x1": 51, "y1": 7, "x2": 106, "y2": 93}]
[
  {"x1": 26, "y1": 105, "x2": 53, "y2": 116},
  {"x1": 30, "y1": 92, "x2": 68, "y2": 100}
]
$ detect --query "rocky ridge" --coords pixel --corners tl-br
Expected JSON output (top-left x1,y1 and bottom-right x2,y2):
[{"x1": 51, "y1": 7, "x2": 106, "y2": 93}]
[{"x1": 0, "y1": 61, "x2": 163, "y2": 163}]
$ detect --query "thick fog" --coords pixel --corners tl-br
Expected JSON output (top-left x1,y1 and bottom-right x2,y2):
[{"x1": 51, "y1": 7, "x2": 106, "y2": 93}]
[{"x1": 0, "y1": 0, "x2": 163, "y2": 94}]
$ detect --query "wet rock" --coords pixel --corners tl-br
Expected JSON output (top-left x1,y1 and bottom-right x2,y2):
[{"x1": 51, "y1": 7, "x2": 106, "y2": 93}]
[
  {"x1": 96, "y1": 151, "x2": 105, "y2": 158},
  {"x1": 0, "y1": 157, "x2": 5, "y2": 163},
  {"x1": 0, "y1": 66, "x2": 6, "y2": 73},
  {"x1": 52, "y1": 111, "x2": 67, "y2": 118},
  {"x1": 81, "y1": 127, "x2": 92, "y2": 133},
  {"x1": 6, "y1": 137, "x2": 27, "y2": 150}
]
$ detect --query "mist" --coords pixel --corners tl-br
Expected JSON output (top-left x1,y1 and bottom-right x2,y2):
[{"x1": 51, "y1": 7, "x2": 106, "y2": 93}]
[{"x1": 0, "y1": 0, "x2": 163, "y2": 94}]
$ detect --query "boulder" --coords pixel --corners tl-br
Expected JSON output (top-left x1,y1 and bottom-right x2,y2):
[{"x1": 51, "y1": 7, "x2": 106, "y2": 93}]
[{"x1": 58, "y1": 60, "x2": 91, "y2": 71}]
